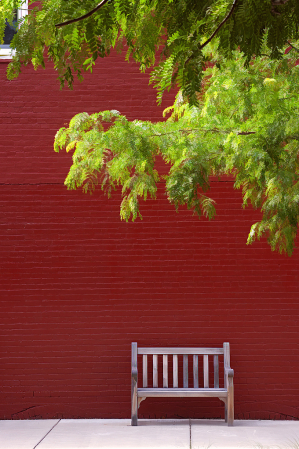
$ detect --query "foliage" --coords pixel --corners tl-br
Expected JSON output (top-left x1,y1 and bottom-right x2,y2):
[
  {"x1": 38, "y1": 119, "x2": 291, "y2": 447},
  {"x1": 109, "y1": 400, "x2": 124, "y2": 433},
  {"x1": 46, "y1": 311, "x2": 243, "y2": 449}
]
[
  {"x1": 2, "y1": 0, "x2": 299, "y2": 254},
  {"x1": 1, "y1": 0, "x2": 299, "y2": 104},
  {"x1": 0, "y1": 0, "x2": 25, "y2": 49},
  {"x1": 55, "y1": 44, "x2": 299, "y2": 255}
]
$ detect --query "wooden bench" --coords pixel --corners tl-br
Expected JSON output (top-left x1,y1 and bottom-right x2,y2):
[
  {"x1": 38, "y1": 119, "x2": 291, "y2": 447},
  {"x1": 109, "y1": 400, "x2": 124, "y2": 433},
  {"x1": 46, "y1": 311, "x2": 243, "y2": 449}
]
[{"x1": 131, "y1": 342, "x2": 234, "y2": 426}]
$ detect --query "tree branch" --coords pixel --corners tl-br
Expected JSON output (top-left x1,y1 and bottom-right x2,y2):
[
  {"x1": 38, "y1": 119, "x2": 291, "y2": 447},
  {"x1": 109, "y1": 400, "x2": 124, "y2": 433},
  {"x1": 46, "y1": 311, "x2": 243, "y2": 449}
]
[
  {"x1": 272, "y1": 0, "x2": 289, "y2": 4},
  {"x1": 199, "y1": 0, "x2": 238, "y2": 51},
  {"x1": 185, "y1": 0, "x2": 238, "y2": 66},
  {"x1": 55, "y1": 0, "x2": 110, "y2": 28}
]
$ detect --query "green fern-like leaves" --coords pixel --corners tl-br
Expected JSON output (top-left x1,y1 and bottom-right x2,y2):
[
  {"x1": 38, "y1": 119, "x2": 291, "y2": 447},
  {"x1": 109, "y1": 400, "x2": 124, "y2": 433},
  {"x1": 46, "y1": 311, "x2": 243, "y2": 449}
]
[
  {"x1": 55, "y1": 43, "x2": 299, "y2": 254},
  {"x1": 3, "y1": 1, "x2": 299, "y2": 254}
]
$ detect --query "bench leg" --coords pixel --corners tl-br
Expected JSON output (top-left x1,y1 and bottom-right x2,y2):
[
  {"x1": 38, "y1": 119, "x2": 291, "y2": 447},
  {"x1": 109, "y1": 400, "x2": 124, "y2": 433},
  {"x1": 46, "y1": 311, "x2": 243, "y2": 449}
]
[
  {"x1": 131, "y1": 376, "x2": 138, "y2": 426},
  {"x1": 219, "y1": 398, "x2": 227, "y2": 422},
  {"x1": 227, "y1": 376, "x2": 234, "y2": 426},
  {"x1": 220, "y1": 399, "x2": 227, "y2": 423},
  {"x1": 131, "y1": 342, "x2": 138, "y2": 426}
]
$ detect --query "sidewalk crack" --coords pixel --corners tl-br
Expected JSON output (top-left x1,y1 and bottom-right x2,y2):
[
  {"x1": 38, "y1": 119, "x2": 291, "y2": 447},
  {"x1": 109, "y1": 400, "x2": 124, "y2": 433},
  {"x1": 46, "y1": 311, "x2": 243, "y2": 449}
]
[{"x1": 33, "y1": 419, "x2": 61, "y2": 449}]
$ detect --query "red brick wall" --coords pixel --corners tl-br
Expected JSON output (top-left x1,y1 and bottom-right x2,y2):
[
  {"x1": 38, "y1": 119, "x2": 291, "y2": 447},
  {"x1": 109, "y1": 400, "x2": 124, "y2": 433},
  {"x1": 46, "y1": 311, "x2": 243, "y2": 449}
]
[{"x1": 1, "y1": 53, "x2": 299, "y2": 420}]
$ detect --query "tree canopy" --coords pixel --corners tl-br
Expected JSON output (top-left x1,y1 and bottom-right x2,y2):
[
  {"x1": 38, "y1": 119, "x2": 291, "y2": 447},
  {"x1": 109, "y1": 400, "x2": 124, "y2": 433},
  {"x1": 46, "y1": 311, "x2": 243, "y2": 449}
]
[
  {"x1": 2, "y1": 0, "x2": 299, "y2": 254},
  {"x1": 2, "y1": 0, "x2": 299, "y2": 103}
]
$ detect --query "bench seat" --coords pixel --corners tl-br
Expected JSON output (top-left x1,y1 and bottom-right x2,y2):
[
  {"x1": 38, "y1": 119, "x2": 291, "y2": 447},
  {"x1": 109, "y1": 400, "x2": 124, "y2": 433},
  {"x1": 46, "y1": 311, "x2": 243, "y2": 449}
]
[{"x1": 138, "y1": 387, "x2": 228, "y2": 398}]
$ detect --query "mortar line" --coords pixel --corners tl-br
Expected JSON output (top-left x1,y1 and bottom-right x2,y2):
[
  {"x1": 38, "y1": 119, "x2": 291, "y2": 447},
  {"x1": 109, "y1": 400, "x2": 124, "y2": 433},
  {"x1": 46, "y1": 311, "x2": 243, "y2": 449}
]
[{"x1": 33, "y1": 418, "x2": 61, "y2": 449}]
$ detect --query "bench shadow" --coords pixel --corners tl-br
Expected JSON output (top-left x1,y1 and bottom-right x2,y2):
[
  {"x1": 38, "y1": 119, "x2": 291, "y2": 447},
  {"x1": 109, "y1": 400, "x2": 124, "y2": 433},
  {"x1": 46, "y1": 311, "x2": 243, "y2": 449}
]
[
  {"x1": 138, "y1": 419, "x2": 229, "y2": 426},
  {"x1": 136, "y1": 419, "x2": 272, "y2": 427},
  {"x1": 138, "y1": 419, "x2": 190, "y2": 426}
]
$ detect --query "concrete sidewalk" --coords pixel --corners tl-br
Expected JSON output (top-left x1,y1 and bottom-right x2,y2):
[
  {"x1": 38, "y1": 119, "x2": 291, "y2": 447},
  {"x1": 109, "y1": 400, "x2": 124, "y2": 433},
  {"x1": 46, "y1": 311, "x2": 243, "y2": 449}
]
[{"x1": 1, "y1": 419, "x2": 299, "y2": 449}]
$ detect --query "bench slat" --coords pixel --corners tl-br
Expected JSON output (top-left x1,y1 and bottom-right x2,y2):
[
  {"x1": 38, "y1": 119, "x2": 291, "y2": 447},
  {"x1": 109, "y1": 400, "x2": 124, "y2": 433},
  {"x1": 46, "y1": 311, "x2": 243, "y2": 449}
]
[
  {"x1": 203, "y1": 355, "x2": 209, "y2": 388},
  {"x1": 138, "y1": 348, "x2": 223, "y2": 355},
  {"x1": 143, "y1": 355, "x2": 148, "y2": 388},
  {"x1": 183, "y1": 355, "x2": 188, "y2": 388},
  {"x1": 193, "y1": 355, "x2": 198, "y2": 388},
  {"x1": 173, "y1": 355, "x2": 178, "y2": 388},
  {"x1": 153, "y1": 355, "x2": 158, "y2": 388},
  {"x1": 223, "y1": 343, "x2": 229, "y2": 389},
  {"x1": 138, "y1": 388, "x2": 227, "y2": 398},
  {"x1": 163, "y1": 355, "x2": 168, "y2": 388},
  {"x1": 214, "y1": 355, "x2": 219, "y2": 388}
]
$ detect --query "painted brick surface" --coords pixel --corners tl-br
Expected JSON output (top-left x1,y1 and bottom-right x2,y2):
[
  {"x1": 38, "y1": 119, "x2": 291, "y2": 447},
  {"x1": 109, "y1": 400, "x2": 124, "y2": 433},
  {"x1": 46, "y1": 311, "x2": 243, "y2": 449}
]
[{"x1": 1, "y1": 53, "x2": 299, "y2": 420}]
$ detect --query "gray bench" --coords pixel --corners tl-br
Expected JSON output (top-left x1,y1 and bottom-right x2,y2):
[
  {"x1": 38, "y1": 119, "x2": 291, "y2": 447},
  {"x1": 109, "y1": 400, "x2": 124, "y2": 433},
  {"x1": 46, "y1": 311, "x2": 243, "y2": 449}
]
[{"x1": 131, "y1": 342, "x2": 234, "y2": 426}]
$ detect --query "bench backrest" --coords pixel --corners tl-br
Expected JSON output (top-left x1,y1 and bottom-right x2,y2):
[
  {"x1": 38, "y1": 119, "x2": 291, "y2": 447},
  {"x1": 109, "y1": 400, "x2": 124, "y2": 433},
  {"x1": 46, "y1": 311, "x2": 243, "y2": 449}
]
[{"x1": 132, "y1": 343, "x2": 230, "y2": 389}]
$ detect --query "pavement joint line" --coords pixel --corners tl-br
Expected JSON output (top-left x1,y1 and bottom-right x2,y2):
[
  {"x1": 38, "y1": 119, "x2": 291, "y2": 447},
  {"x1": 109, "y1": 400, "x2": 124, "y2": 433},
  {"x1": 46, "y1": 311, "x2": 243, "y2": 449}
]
[{"x1": 32, "y1": 418, "x2": 61, "y2": 449}]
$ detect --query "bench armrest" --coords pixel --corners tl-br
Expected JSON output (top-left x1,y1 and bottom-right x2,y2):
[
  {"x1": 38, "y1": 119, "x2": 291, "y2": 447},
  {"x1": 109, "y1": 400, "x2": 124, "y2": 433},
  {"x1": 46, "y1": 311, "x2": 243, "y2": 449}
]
[{"x1": 225, "y1": 368, "x2": 234, "y2": 378}]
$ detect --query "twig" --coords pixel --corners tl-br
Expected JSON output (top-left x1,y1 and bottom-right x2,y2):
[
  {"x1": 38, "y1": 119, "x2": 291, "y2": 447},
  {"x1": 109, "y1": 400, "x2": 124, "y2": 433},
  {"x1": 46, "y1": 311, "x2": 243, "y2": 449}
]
[
  {"x1": 271, "y1": 0, "x2": 289, "y2": 15},
  {"x1": 55, "y1": 0, "x2": 110, "y2": 28},
  {"x1": 148, "y1": 128, "x2": 256, "y2": 138},
  {"x1": 229, "y1": 107, "x2": 238, "y2": 119},
  {"x1": 185, "y1": 0, "x2": 238, "y2": 65},
  {"x1": 237, "y1": 131, "x2": 256, "y2": 135},
  {"x1": 149, "y1": 129, "x2": 197, "y2": 137},
  {"x1": 286, "y1": 41, "x2": 299, "y2": 53},
  {"x1": 205, "y1": 129, "x2": 255, "y2": 135}
]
